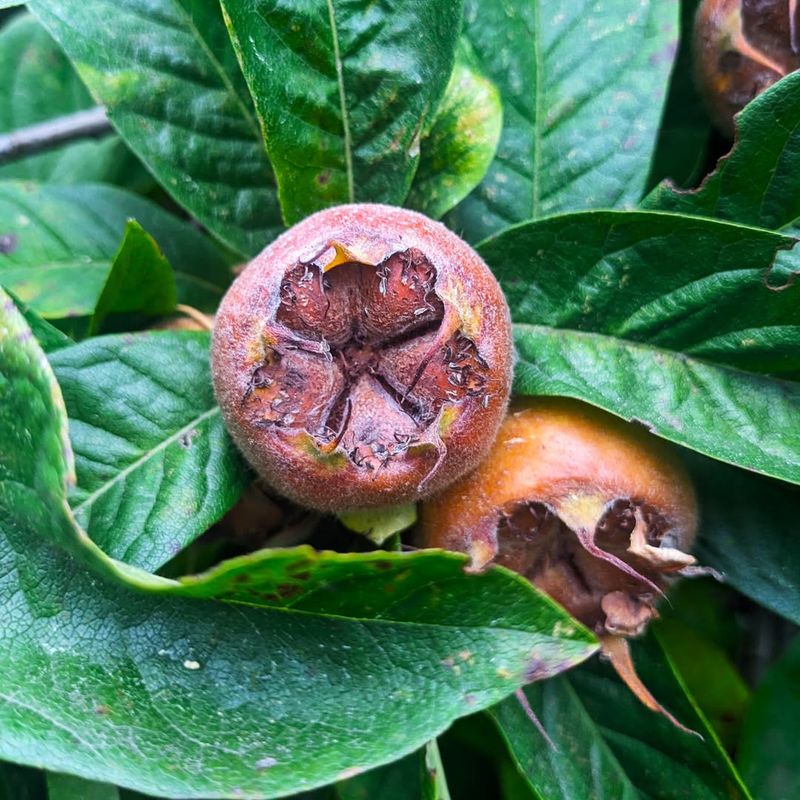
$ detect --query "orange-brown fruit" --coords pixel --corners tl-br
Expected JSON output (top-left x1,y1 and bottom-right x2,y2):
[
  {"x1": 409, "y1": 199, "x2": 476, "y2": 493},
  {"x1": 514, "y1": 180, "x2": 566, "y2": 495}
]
[
  {"x1": 694, "y1": 0, "x2": 800, "y2": 137},
  {"x1": 420, "y1": 398, "x2": 699, "y2": 638},
  {"x1": 212, "y1": 204, "x2": 513, "y2": 512},
  {"x1": 420, "y1": 398, "x2": 702, "y2": 730}
]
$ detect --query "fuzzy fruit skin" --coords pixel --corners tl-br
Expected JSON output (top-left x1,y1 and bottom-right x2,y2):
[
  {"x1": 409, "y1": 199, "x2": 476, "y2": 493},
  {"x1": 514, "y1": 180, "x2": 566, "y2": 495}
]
[
  {"x1": 694, "y1": 0, "x2": 800, "y2": 137},
  {"x1": 212, "y1": 203, "x2": 513, "y2": 512},
  {"x1": 420, "y1": 398, "x2": 698, "y2": 636}
]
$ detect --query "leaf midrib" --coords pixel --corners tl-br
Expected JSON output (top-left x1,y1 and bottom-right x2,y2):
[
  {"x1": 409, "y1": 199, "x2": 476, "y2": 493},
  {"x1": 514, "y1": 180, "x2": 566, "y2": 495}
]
[
  {"x1": 72, "y1": 405, "x2": 220, "y2": 516},
  {"x1": 325, "y1": 0, "x2": 354, "y2": 201}
]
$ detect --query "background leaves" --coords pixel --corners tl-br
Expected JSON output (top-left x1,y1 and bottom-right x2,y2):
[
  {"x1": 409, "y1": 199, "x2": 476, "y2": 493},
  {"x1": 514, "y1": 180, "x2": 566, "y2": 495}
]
[
  {"x1": 28, "y1": 0, "x2": 282, "y2": 256},
  {"x1": 449, "y1": 0, "x2": 679, "y2": 241},
  {"x1": 223, "y1": 0, "x2": 463, "y2": 224},
  {"x1": 0, "y1": 181, "x2": 230, "y2": 319}
]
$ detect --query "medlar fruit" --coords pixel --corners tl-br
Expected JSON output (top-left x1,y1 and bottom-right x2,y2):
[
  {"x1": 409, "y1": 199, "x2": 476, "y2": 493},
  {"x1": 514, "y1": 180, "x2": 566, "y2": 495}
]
[
  {"x1": 212, "y1": 204, "x2": 513, "y2": 512},
  {"x1": 694, "y1": 0, "x2": 800, "y2": 136},
  {"x1": 420, "y1": 398, "x2": 701, "y2": 728}
]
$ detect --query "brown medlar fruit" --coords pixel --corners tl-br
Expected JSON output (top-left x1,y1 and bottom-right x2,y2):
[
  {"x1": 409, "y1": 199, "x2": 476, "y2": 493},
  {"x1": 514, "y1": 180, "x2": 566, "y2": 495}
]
[
  {"x1": 212, "y1": 204, "x2": 513, "y2": 512},
  {"x1": 420, "y1": 398, "x2": 702, "y2": 728},
  {"x1": 694, "y1": 0, "x2": 800, "y2": 136}
]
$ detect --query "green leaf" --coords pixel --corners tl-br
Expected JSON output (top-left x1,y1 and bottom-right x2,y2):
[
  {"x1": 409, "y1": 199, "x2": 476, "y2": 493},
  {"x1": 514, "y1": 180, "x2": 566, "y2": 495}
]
[
  {"x1": 4, "y1": 288, "x2": 72, "y2": 352},
  {"x1": 738, "y1": 635, "x2": 800, "y2": 800},
  {"x1": 222, "y1": 0, "x2": 463, "y2": 224},
  {"x1": 49, "y1": 330, "x2": 248, "y2": 573},
  {"x1": 645, "y1": 0, "x2": 711, "y2": 192},
  {"x1": 478, "y1": 211, "x2": 797, "y2": 365},
  {"x1": 655, "y1": 619, "x2": 750, "y2": 751},
  {"x1": 513, "y1": 325, "x2": 800, "y2": 486},
  {"x1": 690, "y1": 454, "x2": 800, "y2": 626},
  {"x1": 0, "y1": 181, "x2": 230, "y2": 318},
  {"x1": 407, "y1": 38, "x2": 502, "y2": 220},
  {"x1": 0, "y1": 287, "x2": 597, "y2": 798},
  {"x1": 339, "y1": 504, "x2": 417, "y2": 547},
  {"x1": 0, "y1": 762, "x2": 45, "y2": 800},
  {"x1": 0, "y1": 1, "x2": 25, "y2": 9},
  {"x1": 47, "y1": 774, "x2": 119, "y2": 800},
  {"x1": 0, "y1": 13, "x2": 148, "y2": 187},
  {"x1": 477, "y1": 211, "x2": 800, "y2": 481},
  {"x1": 645, "y1": 71, "x2": 800, "y2": 230},
  {"x1": 87, "y1": 220, "x2": 177, "y2": 336},
  {"x1": 335, "y1": 745, "x2": 444, "y2": 800},
  {"x1": 492, "y1": 633, "x2": 750, "y2": 800},
  {"x1": 28, "y1": 0, "x2": 281, "y2": 256},
  {"x1": 449, "y1": 0, "x2": 678, "y2": 241}
]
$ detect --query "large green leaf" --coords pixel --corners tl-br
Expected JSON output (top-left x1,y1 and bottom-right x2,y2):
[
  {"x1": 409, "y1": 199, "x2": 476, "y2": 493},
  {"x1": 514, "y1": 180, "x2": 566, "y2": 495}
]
[
  {"x1": 689, "y1": 454, "x2": 800, "y2": 626},
  {"x1": 0, "y1": 13, "x2": 147, "y2": 188},
  {"x1": 87, "y1": 220, "x2": 177, "y2": 336},
  {"x1": 222, "y1": 0, "x2": 463, "y2": 225},
  {"x1": 492, "y1": 633, "x2": 750, "y2": 800},
  {"x1": 645, "y1": 71, "x2": 800, "y2": 231},
  {"x1": 49, "y1": 330, "x2": 247, "y2": 573},
  {"x1": 476, "y1": 210, "x2": 800, "y2": 481},
  {"x1": 513, "y1": 325, "x2": 800, "y2": 486},
  {"x1": 0, "y1": 288, "x2": 596, "y2": 798},
  {"x1": 0, "y1": 182, "x2": 229, "y2": 318},
  {"x1": 407, "y1": 38, "x2": 502, "y2": 221},
  {"x1": 738, "y1": 635, "x2": 800, "y2": 800},
  {"x1": 28, "y1": 0, "x2": 281, "y2": 256},
  {"x1": 449, "y1": 0, "x2": 678, "y2": 241}
]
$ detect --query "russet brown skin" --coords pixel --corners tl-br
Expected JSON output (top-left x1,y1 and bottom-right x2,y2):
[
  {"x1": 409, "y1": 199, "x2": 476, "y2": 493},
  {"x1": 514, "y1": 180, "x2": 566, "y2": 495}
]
[
  {"x1": 420, "y1": 398, "x2": 698, "y2": 638},
  {"x1": 694, "y1": 0, "x2": 800, "y2": 137},
  {"x1": 212, "y1": 204, "x2": 513, "y2": 512}
]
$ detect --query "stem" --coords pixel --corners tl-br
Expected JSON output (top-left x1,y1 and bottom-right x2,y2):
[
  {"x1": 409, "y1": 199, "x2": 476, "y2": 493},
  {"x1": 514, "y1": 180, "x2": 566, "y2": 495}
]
[{"x1": 0, "y1": 107, "x2": 112, "y2": 164}]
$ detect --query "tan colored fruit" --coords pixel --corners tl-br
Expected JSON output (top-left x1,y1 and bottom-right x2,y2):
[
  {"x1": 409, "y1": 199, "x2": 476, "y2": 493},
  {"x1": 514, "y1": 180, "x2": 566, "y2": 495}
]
[
  {"x1": 212, "y1": 204, "x2": 513, "y2": 512},
  {"x1": 420, "y1": 397, "x2": 702, "y2": 730},
  {"x1": 694, "y1": 0, "x2": 800, "y2": 137}
]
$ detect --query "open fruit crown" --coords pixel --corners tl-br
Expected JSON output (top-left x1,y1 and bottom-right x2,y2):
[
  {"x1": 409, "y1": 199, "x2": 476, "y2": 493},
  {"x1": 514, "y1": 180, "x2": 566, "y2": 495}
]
[
  {"x1": 421, "y1": 399, "x2": 700, "y2": 640},
  {"x1": 212, "y1": 204, "x2": 513, "y2": 512}
]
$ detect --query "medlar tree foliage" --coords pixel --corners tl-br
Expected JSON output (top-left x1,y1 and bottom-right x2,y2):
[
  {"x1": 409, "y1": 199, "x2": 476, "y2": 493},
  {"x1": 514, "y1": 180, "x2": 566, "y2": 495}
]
[{"x1": 0, "y1": 1, "x2": 798, "y2": 799}]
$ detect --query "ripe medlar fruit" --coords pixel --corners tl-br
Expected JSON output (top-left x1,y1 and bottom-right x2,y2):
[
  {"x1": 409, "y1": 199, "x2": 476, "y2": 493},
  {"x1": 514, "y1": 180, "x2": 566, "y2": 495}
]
[
  {"x1": 694, "y1": 0, "x2": 800, "y2": 136},
  {"x1": 420, "y1": 398, "x2": 702, "y2": 729},
  {"x1": 420, "y1": 398, "x2": 698, "y2": 638},
  {"x1": 212, "y1": 204, "x2": 513, "y2": 512}
]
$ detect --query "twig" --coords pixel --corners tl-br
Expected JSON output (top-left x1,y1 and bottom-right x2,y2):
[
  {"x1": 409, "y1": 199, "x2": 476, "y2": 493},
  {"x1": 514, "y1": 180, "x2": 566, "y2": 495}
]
[{"x1": 0, "y1": 107, "x2": 112, "y2": 164}]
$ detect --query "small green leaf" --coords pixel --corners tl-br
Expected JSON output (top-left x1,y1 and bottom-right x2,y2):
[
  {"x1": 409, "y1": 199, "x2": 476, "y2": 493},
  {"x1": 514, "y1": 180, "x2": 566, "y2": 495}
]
[
  {"x1": 0, "y1": 287, "x2": 597, "y2": 798},
  {"x1": 0, "y1": 181, "x2": 230, "y2": 318},
  {"x1": 339, "y1": 504, "x2": 417, "y2": 546},
  {"x1": 28, "y1": 0, "x2": 281, "y2": 256},
  {"x1": 450, "y1": 0, "x2": 679, "y2": 241},
  {"x1": 47, "y1": 774, "x2": 119, "y2": 800},
  {"x1": 513, "y1": 325, "x2": 800, "y2": 486},
  {"x1": 407, "y1": 39, "x2": 502, "y2": 220},
  {"x1": 49, "y1": 331, "x2": 249, "y2": 573},
  {"x1": 492, "y1": 633, "x2": 751, "y2": 800},
  {"x1": 738, "y1": 635, "x2": 800, "y2": 800},
  {"x1": 0, "y1": 13, "x2": 147, "y2": 187},
  {"x1": 4, "y1": 288, "x2": 72, "y2": 352},
  {"x1": 645, "y1": 71, "x2": 800, "y2": 230},
  {"x1": 222, "y1": 0, "x2": 463, "y2": 224},
  {"x1": 88, "y1": 220, "x2": 177, "y2": 336}
]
